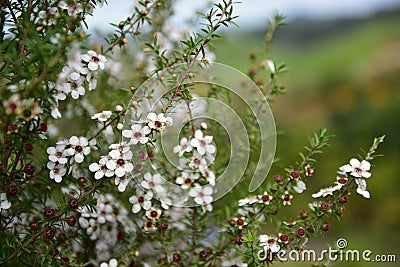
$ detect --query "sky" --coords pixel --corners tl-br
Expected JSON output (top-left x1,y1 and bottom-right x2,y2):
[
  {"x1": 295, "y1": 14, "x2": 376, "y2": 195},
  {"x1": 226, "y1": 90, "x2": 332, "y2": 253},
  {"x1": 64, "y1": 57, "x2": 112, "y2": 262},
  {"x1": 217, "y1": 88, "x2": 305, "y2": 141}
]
[{"x1": 86, "y1": 0, "x2": 400, "y2": 32}]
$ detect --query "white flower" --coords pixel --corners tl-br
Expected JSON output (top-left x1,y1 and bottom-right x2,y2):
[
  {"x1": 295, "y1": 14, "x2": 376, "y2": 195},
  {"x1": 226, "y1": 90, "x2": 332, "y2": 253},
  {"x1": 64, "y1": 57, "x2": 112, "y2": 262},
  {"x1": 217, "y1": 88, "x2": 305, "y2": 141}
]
[
  {"x1": 89, "y1": 157, "x2": 115, "y2": 179},
  {"x1": 122, "y1": 124, "x2": 150, "y2": 144},
  {"x1": 87, "y1": 219, "x2": 100, "y2": 240},
  {"x1": 109, "y1": 142, "x2": 132, "y2": 156},
  {"x1": 264, "y1": 59, "x2": 276, "y2": 73},
  {"x1": 258, "y1": 192, "x2": 273, "y2": 205},
  {"x1": 91, "y1": 111, "x2": 112, "y2": 122},
  {"x1": 312, "y1": 186, "x2": 340, "y2": 198},
  {"x1": 47, "y1": 145, "x2": 68, "y2": 164},
  {"x1": 114, "y1": 175, "x2": 132, "y2": 192},
  {"x1": 86, "y1": 71, "x2": 98, "y2": 90},
  {"x1": 146, "y1": 112, "x2": 173, "y2": 131},
  {"x1": 21, "y1": 98, "x2": 43, "y2": 121},
  {"x1": 308, "y1": 201, "x2": 319, "y2": 211},
  {"x1": 222, "y1": 262, "x2": 247, "y2": 267},
  {"x1": 334, "y1": 176, "x2": 348, "y2": 190},
  {"x1": 293, "y1": 180, "x2": 307, "y2": 194},
  {"x1": 47, "y1": 162, "x2": 66, "y2": 183},
  {"x1": 238, "y1": 196, "x2": 258, "y2": 206},
  {"x1": 38, "y1": 7, "x2": 59, "y2": 26},
  {"x1": 108, "y1": 150, "x2": 133, "y2": 178},
  {"x1": 145, "y1": 207, "x2": 162, "y2": 221},
  {"x1": 100, "y1": 258, "x2": 118, "y2": 267},
  {"x1": 78, "y1": 217, "x2": 89, "y2": 229},
  {"x1": 63, "y1": 76, "x2": 85, "y2": 100},
  {"x1": 282, "y1": 191, "x2": 293, "y2": 205},
  {"x1": 259, "y1": 234, "x2": 280, "y2": 253},
  {"x1": 175, "y1": 171, "x2": 199, "y2": 189},
  {"x1": 66, "y1": 136, "x2": 93, "y2": 163},
  {"x1": 81, "y1": 50, "x2": 107, "y2": 71},
  {"x1": 189, "y1": 185, "x2": 213, "y2": 205},
  {"x1": 190, "y1": 130, "x2": 215, "y2": 156},
  {"x1": 173, "y1": 137, "x2": 193, "y2": 157},
  {"x1": 3, "y1": 94, "x2": 22, "y2": 115},
  {"x1": 339, "y1": 158, "x2": 371, "y2": 178},
  {"x1": 141, "y1": 172, "x2": 165, "y2": 193},
  {"x1": 50, "y1": 104, "x2": 62, "y2": 119},
  {"x1": 0, "y1": 193, "x2": 11, "y2": 211},
  {"x1": 58, "y1": 1, "x2": 83, "y2": 18},
  {"x1": 356, "y1": 178, "x2": 370, "y2": 199},
  {"x1": 186, "y1": 151, "x2": 208, "y2": 171},
  {"x1": 129, "y1": 189, "x2": 153, "y2": 213},
  {"x1": 201, "y1": 169, "x2": 216, "y2": 186}
]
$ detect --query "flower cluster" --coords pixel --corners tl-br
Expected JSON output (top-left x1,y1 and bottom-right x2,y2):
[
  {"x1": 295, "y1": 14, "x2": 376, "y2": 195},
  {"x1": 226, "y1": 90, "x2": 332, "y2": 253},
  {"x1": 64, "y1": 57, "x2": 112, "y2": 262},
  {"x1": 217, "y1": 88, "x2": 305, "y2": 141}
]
[
  {"x1": 0, "y1": 0, "x2": 388, "y2": 266},
  {"x1": 89, "y1": 142, "x2": 134, "y2": 191},
  {"x1": 78, "y1": 193, "x2": 134, "y2": 262},
  {"x1": 46, "y1": 136, "x2": 96, "y2": 183},
  {"x1": 312, "y1": 158, "x2": 373, "y2": 199},
  {"x1": 54, "y1": 49, "x2": 107, "y2": 102},
  {"x1": 173, "y1": 126, "x2": 217, "y2": 210},
  {"x1": 250, "y1": 137, "x2": 383, "y2": 264},
  {"x1": 2, "y1": 91, "x2": 43, "y2": 122}
]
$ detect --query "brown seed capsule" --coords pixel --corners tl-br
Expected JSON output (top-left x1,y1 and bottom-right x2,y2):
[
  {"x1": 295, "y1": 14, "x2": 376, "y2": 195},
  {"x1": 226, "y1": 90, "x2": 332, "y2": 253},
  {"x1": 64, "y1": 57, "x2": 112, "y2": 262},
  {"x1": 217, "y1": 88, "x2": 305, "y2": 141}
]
[
  {"x1": 78, "y1": 176, "x2": 88, "y2": 184},
  {"x1": 44, "y1": 208, "x2": 56, "y2": 218},
  {"x1": 68, "y1": 197, "x2": 79, "y2": 209},
  {"x1": 66, "y1": 215, "x2": 77, "y2": 226},
  {"x1": 58, "y1": 233, "x2": 67, "y2": 242},
  {"x1": 44, "y1": 227, "x2": 56, "y2": 240},
  {"x1": 6, "y1": 185, "x2": 18, "y2": 196},
  {"x1": 235, "y1": 236, "x2": 244, "y2": 245},
  {"x1": 160, "y1": 221, "x2": 168, "y2": 230},
  {"x1": 297, "y1": 228, "x2": 306, "y2": 237},
  {"x1": 322, "y1": 222, "x2": 330, "y2": 232},
  {"x1": 172, "y1": 252, "x2": 181, "y2": 262},
  {"x1": 340, "y1": 195, "x2": 348, "y2": 204},
  {"x1": 29, "y1": 221, "x2": 40, "y2": 231},
  {"x1": 24, "y1": 163, "x2": 35, "y2": 175}
]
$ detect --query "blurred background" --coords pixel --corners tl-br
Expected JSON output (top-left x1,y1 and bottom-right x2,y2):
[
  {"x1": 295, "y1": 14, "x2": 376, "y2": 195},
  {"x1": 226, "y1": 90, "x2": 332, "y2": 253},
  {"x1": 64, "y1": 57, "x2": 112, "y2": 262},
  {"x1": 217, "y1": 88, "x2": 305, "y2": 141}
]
[{"x1": 87, "y1": 0, "x2": 400, "y2": 265}]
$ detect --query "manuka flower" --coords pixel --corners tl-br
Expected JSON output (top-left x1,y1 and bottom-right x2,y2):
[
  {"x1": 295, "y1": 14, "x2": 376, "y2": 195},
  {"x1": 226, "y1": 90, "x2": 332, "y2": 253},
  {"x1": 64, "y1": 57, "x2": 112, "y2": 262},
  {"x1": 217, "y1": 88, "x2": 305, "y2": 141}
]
[
  {"x1": 146, "y1": 207, "x2": 162, "y2": 221},
  {"x1": 47, "y1": 144, "x2": 68, "y2": 165},
  {"x1": 190, "y1": 130, "x2": 216, "y2": 156},
  {"x1": 81, "y1": 50, "x2": 107, "y2": 71},
  {"x1": 129, "y1": 189, "x2": 153, "y2": 213},
  {"x1": 258, "y1": 192, "x2": 273, "y2": 205},
  {"x1": 91, "y1": 111, "x2": 112, "y2": 122},
  {"x1": 282, "y1": 191, "x2": 293, "y2": 205},
  {"x1": 312, "y1": 186, "x2": 340, "y2": 198},
  {"x1": 66, "y1": 136, "x2": 95, "y2": 164},
  {"x1": 141, "y1": 172, "x2": 165, "y2": 193},
  {"x1": 146, "y1": 112, "x2": 173, "y2": 131},
  {"x1": 259, "y1": 234, "x2": 280, "y2": 253},
  {"x1": 173, "y1": 137, "x2": 193, "y2": 157},
  {"x1": 356, "y1": 178, "x2": 370, "y2": 198},
  {"x1": 108, "y1": 150, "x2": 133, "y2": 178},
  {"x1": 47, "y1": 162, "x2": 66, "y2": 183},
  {"x1": 189, "y1": 185, "x2": 213, "y2": 205},
  {"x1": 175, "y1": 171, "x2": 199, "y2": 189},
  {"x1": 0, "y1": 193, "x2": 11, "y2": 211},
  {"x1": 339, "y1": 158, "x2": 371, "y2": 178},
  {"x1": 122, "y1": 124, "x2": 151, "y2": 144},
  {"x1": 89, "y1": 157, "x2": 115, "y2": 179}
]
